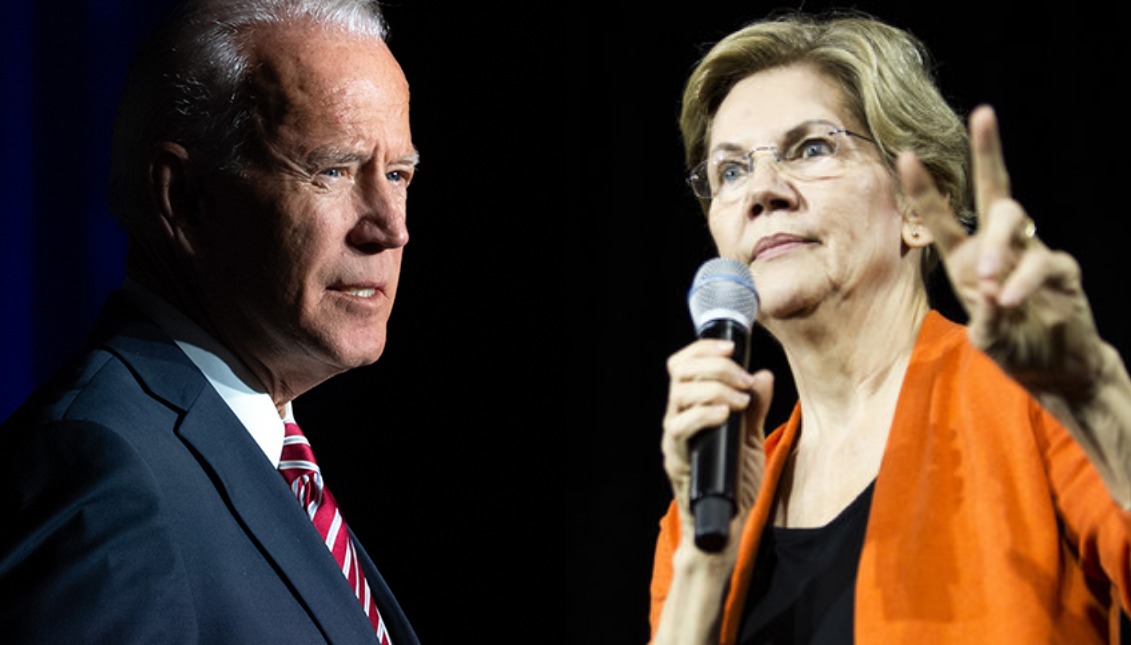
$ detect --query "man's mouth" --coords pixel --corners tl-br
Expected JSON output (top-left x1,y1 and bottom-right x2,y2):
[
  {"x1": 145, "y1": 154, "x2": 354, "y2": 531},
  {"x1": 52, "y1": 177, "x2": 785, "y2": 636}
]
[{"x1": 340, "y1": 287, "x2": 377, "y2": 298}]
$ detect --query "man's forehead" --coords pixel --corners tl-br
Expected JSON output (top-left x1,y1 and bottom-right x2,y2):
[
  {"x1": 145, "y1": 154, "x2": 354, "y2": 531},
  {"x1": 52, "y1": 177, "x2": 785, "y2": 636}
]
[
  {"x1": 244, "y1": 21, "x2": 404, "y2": 96},
  {"x1": 244, "y1": 24, "x2": 407, "y2": 125}
]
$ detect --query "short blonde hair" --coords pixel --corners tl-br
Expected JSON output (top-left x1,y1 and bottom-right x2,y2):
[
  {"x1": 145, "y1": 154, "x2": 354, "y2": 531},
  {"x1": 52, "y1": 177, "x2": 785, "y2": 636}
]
[{"x1": 680, "y1": 10, "x2": 973, "y2": 278}]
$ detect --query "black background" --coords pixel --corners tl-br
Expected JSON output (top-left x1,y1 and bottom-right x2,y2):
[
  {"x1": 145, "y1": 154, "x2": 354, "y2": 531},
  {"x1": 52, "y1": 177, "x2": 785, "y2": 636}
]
[
  {"x1": 9, "y1": 1, "x2": 1128, "y2": 643},
  {"x1": 313, "y1": 3, "x2": 1125, "y2": 643}
]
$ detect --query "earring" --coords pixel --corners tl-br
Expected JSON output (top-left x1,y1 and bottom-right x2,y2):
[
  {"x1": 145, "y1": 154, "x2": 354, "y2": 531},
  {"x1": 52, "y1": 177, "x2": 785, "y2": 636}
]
[{"x1": 911, "y1": 230, "x2": 920, "y2": 239}]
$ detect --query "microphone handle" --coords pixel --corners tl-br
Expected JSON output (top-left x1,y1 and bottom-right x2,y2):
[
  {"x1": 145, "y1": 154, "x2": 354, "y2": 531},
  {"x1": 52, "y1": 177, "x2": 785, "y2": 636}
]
[{"x1": 689, "y1": 319, "x2": 751, "y2": 552}]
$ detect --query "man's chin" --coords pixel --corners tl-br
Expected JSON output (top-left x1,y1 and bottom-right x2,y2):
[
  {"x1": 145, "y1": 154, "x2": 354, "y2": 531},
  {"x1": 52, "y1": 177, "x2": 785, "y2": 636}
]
[{"x1": 334, "y1": 338, "x2": 387, "y2": 369}]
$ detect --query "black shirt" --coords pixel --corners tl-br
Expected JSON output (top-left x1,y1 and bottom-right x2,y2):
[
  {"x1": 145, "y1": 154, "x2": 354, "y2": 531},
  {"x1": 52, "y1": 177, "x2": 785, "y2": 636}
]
[{"x1": 738, "y1": 480, "x2": 875, "y2": 644}]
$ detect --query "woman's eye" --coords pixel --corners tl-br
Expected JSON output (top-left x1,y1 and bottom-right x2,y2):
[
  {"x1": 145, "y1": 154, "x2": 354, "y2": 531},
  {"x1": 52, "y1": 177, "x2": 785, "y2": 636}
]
[
  {"x1": 716, "y1": 161, "x2": 747, "y2": 184},
  {"x1": 795, "y1": 137, "x2": 835, "y2": 159}
]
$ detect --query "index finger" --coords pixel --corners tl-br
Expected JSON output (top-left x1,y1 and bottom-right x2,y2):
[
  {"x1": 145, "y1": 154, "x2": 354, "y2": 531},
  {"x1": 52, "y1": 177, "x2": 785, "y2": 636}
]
[
  {"x1": 897, "y1": 150, "x2": 968, "y2": 257},
  {"x1": 970, "y1": 104, "x2": 1013, "y2": 219}
]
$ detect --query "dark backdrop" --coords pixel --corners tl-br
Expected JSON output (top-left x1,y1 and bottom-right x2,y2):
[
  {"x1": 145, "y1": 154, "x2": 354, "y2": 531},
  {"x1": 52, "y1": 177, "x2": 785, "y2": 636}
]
[{"x1": 2, "y1": 2, "x2": 1125, "y2": 643}]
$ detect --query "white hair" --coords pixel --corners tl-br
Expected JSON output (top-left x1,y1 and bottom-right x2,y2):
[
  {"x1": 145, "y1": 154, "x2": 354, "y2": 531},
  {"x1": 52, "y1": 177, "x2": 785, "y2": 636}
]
[{"x1": 107, "y1": 0, "x2": 389, "y2": 233}]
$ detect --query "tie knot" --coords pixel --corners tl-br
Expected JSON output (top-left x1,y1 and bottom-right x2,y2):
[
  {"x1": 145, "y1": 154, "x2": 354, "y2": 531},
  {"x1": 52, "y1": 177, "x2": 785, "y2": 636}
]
[
  {"x1": 284, "y1": 421, "x2": 304, "y2": 439},
  {"x1": 279, "y1": 422, "x2": 319, "y2": 480}
]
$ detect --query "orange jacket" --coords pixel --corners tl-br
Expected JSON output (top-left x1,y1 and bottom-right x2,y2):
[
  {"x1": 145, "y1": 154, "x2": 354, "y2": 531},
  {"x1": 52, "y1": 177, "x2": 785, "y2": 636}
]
[{"x1": 650, "y1": 311, "x2": 1131, "y2": 643}]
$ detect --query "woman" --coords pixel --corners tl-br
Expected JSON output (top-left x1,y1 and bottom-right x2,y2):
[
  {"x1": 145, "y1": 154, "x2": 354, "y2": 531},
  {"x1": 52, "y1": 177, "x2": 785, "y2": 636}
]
[{"x1": 650, "y1": 10, "x2": 1131, "y2": 644}]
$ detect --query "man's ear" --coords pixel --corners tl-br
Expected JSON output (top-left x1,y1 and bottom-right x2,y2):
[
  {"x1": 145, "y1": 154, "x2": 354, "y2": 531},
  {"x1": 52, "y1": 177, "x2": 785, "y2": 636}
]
[{"x1": 149, "y1": 142, "x2": 204, "y2": 257}]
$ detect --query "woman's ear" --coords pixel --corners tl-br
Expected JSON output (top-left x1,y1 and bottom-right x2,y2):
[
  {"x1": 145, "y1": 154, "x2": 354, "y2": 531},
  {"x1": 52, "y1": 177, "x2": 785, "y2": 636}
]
[
  {"x1": 901, "y1": 209, "x2": 934, "y2": 249},
  {"x1": 895, "y1": 216, "x2": 931, "y2": 245},
  {"x1": 149, "y1": 141, "x2": 203, "y2": 257}
]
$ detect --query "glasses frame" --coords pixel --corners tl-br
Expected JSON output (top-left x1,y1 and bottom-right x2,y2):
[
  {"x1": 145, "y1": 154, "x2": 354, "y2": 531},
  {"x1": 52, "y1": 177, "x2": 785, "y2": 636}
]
[{"x1": 687, "y1": 122, "x2": 877, "y2": 201}]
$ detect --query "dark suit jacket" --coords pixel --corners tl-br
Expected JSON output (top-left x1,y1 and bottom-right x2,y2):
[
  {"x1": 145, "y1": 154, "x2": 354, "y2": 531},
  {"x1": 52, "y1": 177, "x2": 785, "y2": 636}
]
[{"x1": 0, "y1": 292, "x2": 419, "y2": 644}]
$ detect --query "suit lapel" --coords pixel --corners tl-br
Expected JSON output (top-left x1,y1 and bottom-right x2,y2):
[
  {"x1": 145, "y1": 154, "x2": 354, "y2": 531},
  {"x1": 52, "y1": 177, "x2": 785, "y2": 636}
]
[
  {"x1": 177, "y1": 401, "x2": 378, "y2": 642},
  {"x1": 99, "y1": 293, "x2": 379, "y2": 642}
]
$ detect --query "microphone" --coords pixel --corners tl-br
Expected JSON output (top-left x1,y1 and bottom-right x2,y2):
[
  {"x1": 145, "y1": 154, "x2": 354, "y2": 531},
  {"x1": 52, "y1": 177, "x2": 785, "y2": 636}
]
[{"x1": 685, "y1": 257, "x2": 759, "y2": 553}]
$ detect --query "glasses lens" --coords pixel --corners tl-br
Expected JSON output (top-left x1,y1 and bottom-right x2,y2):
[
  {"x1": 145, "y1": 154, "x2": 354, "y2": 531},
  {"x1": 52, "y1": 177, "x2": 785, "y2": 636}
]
[
  {"x1": 693, "y1": 152, "x2": 757, "y2": 201},
  {"x1": 689, "y1": 123, "x2": 861, "y2": 201},
  {"x1": 688, "y1": 162, "x2": 712, "y2": 199},
  {"x1": 780, "y1": 125, "x2": 845, "y2": 180}
]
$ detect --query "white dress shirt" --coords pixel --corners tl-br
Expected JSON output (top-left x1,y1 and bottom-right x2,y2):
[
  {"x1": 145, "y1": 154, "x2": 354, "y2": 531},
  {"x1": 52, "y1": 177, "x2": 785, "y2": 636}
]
[{"x1": 122, "y1": 279, "x2": 289, "y2": 466}]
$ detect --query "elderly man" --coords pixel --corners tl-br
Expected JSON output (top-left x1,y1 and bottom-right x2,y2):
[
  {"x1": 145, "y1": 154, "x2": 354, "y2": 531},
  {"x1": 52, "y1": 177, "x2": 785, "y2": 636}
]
[{"x1": 0, "y1": 0, "x2": 419, "y2": 642}]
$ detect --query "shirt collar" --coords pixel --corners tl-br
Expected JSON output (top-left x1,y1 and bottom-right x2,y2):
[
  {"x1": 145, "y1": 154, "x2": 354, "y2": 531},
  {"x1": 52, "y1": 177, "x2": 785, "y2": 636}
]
[{"x1": 122, "y1": 278, "x2": 289, "y2": 467}]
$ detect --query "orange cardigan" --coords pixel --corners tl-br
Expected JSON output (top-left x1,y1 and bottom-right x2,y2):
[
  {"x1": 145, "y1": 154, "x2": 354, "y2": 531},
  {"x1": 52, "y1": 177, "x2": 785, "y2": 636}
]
[{"x1": 649, "y1": 311, "x2": 1131, "y2": 643}]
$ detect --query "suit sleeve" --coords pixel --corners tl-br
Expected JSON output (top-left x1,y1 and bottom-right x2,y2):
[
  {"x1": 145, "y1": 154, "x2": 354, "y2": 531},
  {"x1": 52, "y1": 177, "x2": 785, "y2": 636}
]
[{"x1": 0, "y1": 419, "x2": 199, "y2": 643}]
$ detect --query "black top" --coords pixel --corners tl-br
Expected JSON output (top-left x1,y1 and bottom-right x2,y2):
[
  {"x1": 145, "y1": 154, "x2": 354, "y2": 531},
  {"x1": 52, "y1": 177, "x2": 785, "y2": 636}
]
[{"x1": 738, "y1": 480, "x2": 875, "y2": 644}]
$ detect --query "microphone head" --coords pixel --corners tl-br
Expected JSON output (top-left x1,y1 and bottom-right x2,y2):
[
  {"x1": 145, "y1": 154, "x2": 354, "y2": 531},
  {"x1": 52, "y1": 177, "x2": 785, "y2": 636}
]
[{"x1": 687, "y1": 257, "x2": 759, "y2": 333}]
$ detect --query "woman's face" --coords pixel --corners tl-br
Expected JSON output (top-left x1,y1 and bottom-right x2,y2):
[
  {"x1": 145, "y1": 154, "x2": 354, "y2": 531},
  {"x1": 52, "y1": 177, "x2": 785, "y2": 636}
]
[{"x1": 705, "y1": 64, "x2": 914, "y2": 324}]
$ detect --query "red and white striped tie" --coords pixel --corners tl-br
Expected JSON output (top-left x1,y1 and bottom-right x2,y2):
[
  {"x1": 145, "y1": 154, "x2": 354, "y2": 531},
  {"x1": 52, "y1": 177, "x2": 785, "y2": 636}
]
[{"x1": 279, "y1": 422, "x2": 391, "y2": 644}]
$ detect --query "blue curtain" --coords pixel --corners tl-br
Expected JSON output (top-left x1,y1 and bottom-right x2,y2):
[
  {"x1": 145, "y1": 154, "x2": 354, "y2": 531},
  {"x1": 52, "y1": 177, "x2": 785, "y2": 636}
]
[{"x1": 1, "y1": 1, "x2": 178, "y2": 420}]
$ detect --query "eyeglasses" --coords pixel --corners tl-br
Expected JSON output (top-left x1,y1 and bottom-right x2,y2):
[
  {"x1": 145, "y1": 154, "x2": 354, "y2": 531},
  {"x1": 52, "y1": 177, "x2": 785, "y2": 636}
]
[{"x1": 687, "y1": 120, "x2": 876, "y2": 201}]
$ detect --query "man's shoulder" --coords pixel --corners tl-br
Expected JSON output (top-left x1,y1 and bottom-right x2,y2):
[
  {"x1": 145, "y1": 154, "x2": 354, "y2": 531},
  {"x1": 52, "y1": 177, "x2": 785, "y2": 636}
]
[
  {"x1": 12, "y1": 340, "x2": 168, "y2": 421},
  {"x1": 2, "y1": 297, "x2": 213, "y2": 451}
]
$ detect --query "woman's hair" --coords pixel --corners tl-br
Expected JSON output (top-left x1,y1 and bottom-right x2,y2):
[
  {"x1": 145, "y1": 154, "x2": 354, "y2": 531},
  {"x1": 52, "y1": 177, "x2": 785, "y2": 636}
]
[
  {"x1": 679, "y1": 10, "x2": 973, "y2": 279},
  {"x1": 106, "y1": 0, "x2": 388, "y2": 235}
]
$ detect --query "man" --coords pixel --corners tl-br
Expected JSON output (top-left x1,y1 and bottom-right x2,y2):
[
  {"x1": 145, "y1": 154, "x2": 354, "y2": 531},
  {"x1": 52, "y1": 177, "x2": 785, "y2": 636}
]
[{"x1": 0, "y1": 0, "x2": 419, "y2": 642}]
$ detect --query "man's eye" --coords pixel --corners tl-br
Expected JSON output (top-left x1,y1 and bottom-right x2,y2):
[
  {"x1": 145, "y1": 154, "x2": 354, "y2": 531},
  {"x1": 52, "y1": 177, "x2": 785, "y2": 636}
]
[
  {"x1": 320, "y1": 168, "x2": 345, "y2": 178},
  {"x1": 387, "y1": 169, "x2": 414, "y2": 186}
]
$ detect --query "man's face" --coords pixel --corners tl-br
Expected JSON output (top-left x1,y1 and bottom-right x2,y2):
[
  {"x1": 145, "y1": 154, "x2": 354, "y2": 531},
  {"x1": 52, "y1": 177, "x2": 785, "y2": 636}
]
[{"x1": 192, "y1": 23, "x2": 416, "y2": 394}]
